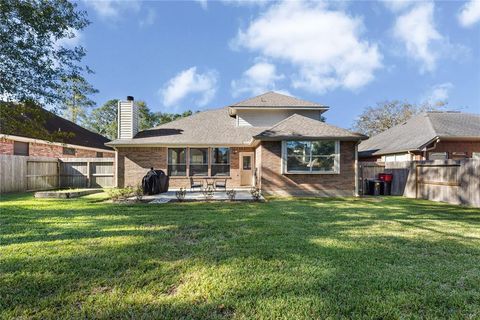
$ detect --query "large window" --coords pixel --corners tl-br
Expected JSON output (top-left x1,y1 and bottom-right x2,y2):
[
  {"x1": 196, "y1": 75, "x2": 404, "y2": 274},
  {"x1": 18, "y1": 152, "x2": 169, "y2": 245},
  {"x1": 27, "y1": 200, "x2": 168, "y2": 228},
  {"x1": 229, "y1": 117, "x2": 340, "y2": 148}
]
[
  {"x1": 189, "y1": 148, "x2": 208, "y2": 176},
  {"x1": 13, "y1": 141, "x2": 29, "y2": 156},
  {"x1": 168, "y1": 148, "x2": 187, "y2": 176},
  {"x1": 211, "y1": 147, "x2": 230, "y2": 176},
  {"x1": 284, "y1": 140, "x2": 339, "y2": 174}
]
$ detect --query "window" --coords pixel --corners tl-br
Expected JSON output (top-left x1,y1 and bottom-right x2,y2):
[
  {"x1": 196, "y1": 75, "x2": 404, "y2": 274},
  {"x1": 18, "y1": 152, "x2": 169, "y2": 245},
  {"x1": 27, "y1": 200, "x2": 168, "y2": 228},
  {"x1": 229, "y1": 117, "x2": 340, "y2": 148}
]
[
  {"x1": 451, "y1": 152, "x2": 467, "y2": 160},
  {"x1": 13, "y1": 141, "x2": 29, "y2": 156},
  {"x1": 211, "y1": 147, "x2": 230, "y2": 176},
  {"x1": 168, "y1": 148, "x2": 186, "y2": 176},
  {"x1": 96, "y1": 152, "x2": 103, "y2": 158},
  {"x1": 189, "y1": 148, "x2": 208, "y2": 176},
  {"x1": 63, "y1": 147, "x2": 76, "y2": 155},
  {"x1": 242, "y1": 155, "x2": 252, "y2": 170},
  {"x1": 428, "y1": 152, "x2": 447, "y2": 160},
  {"x1": 472, "y1": 152, "x2": 480, "y2": 160},
  {"x1": 284, "y1": 140, "x2": 339, "y2": 174}
]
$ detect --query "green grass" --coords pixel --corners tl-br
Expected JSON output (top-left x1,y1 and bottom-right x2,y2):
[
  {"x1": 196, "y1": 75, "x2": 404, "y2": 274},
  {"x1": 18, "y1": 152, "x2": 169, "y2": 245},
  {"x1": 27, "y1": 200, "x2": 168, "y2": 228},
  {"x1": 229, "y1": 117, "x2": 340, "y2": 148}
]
[{"x1": 1, "y1": 193, "x2": 479, "y2": 319}]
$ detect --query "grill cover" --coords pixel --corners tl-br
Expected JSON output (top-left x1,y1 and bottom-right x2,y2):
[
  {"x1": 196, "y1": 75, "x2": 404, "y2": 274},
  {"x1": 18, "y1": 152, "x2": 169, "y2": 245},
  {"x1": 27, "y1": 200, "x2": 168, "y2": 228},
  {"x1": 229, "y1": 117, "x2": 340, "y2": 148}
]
[{"x1": 142, "y1": 169, "x2": 169, "y2": 195}]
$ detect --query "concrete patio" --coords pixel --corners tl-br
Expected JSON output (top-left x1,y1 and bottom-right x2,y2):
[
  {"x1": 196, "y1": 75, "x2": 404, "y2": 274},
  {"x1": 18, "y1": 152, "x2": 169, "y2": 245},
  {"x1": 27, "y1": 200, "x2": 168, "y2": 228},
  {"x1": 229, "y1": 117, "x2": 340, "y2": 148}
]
[{"x1": 138, "y1": 188, "x2": 264, "y2": 203}]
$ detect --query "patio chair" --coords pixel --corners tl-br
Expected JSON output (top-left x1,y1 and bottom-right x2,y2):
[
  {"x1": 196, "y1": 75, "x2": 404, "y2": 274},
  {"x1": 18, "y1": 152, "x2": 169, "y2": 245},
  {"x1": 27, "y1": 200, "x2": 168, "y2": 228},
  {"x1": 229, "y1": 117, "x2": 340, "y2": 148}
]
[
  {"x1": 189, "y1": 177, "x2": 203, "y2": 192},
  {"x1": 214, "y1": 178, "x2": 227, "y2": 191}
]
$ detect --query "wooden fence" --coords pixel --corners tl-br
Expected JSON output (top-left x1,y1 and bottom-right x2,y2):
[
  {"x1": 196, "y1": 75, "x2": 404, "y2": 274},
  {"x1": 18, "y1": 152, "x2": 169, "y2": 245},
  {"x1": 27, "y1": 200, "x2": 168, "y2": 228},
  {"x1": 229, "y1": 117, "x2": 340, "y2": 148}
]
[
  {"x1": 360, "y1": 159, "x2": 480, "y2": 207},
  {"x1": 0, "y1": 155, "x2": 115, "y2": 193},
  {"x1": 359, "y1": 161, "x2": 411, "y2": 196}
]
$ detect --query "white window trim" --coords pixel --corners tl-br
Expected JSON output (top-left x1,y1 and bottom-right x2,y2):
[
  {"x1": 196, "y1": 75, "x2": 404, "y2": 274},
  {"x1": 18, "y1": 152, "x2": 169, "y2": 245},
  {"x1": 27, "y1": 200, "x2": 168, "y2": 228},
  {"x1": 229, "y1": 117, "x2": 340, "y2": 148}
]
[{"x1": 281, "y1": 140, "x2": 340, "y2": 175}]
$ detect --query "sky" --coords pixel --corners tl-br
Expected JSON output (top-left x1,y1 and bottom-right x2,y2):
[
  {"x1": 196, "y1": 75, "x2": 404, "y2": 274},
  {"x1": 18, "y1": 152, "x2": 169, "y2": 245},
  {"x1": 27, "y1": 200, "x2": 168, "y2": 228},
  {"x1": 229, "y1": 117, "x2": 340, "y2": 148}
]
[{"x1": 72, "y1": 0, "x2": 480, "y2": 128}]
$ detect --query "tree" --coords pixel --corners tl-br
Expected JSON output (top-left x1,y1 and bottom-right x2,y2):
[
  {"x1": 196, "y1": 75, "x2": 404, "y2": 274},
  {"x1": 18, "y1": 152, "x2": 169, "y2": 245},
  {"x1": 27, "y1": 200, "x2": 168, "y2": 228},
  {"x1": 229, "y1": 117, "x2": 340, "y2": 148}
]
[
  {"x1": 0, "y1": 0, "x2": 90, "y2": 104},
  {"x1": 84, "y1": 99, "x2": 118, "y2": 140},
  {"x1": 57, "y1": 74, "x2": 98, "y2": 124},
  {"x1": 352, "y1": 100, "x2": 444, "y2": 137},
  {"x1": 85, "y1": 99, "x2": 194, "y2": 140},
  {"x1": 137, "y1": 101, "x2": 159, "y2": 131}
]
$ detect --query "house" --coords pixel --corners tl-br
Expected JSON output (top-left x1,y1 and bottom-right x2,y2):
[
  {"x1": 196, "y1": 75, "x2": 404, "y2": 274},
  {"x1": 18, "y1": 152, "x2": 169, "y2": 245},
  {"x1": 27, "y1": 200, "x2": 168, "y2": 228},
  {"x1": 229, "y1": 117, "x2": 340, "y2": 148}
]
[
  {"x1": 107, "y1": 92, "x2": 367, "y2": 196},
  {"x1": 0, "y1": 103, "x2": 114, "y2": 158},
  {"x1": 358, "y1": 111, "x2": 480, "y2": 162}
]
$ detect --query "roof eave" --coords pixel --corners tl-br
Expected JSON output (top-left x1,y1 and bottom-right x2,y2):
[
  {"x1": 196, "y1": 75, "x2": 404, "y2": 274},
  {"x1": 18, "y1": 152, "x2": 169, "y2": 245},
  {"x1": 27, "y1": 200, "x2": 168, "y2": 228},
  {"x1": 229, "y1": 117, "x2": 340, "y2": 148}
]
[
  {"x1": 253, "y1": 135, "x2": 366, "y2": 141},
  {"x1": 228, "y1": 106, "x2": 329, "y2": 116}
]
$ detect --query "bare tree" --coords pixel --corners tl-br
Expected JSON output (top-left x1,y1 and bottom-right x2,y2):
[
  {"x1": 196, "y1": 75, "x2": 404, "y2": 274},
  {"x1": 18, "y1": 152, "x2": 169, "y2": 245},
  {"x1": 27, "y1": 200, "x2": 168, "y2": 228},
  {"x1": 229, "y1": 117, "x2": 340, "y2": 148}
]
[{"x1": 352, "y1": 100, "x2": 446, "y2": 137}]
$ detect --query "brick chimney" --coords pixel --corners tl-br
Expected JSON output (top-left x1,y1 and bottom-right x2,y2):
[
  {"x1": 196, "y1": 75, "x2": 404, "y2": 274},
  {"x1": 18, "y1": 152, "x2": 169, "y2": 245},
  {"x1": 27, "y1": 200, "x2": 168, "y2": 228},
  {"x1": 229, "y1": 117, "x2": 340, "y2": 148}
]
[{"x1": 117, "y1": 96, "x2": 138, "y2": 139}]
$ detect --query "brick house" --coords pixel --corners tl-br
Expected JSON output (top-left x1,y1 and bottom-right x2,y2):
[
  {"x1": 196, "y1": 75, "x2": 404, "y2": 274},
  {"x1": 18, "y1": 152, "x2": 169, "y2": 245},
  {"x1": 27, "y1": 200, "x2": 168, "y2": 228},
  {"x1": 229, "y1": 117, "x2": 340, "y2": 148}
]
[
  {"x1": 107, "y1": 92, "x2": 367, "y2": 196},
  {"x1": 0, "y1": 104, "x2": 114, "y2": 158},
  {"x1": 358, "y1": 112, "x2": 480, "y2": 162}
]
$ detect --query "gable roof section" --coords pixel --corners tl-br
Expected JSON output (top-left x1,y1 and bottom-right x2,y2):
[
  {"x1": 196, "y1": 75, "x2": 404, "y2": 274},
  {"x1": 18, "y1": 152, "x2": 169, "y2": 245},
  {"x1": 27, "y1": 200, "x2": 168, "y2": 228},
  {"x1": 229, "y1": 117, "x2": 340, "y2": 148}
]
[
  {"x1": 231, "y1": 91, "x2": 327, "y2": 108},
  {"x1": 254, "y1": 114, "x2": 366, "y2": 141},
  {"x1": 107, "y1": 108, "x2": 267, "y2": 146},
  {"x1": 0, "y1": 103, "x2": 112, "y2": 151},
  {"x1": 358, "y1": 112, "x2": 480, "y2": 156}
]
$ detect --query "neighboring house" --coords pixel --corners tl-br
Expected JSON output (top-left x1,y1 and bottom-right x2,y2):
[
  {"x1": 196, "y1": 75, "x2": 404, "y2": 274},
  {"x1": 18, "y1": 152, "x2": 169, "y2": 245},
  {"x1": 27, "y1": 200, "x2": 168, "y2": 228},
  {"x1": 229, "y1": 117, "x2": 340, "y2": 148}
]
[
  {"x1": 107, "y1": 92, "x2": 367, "y2": 196},
  {"x1": 0, "y1": 104, "x2": 114, "y2": 158},
  {"x1": 358, "y1": 111, "x2": 480, "y2": 162}
]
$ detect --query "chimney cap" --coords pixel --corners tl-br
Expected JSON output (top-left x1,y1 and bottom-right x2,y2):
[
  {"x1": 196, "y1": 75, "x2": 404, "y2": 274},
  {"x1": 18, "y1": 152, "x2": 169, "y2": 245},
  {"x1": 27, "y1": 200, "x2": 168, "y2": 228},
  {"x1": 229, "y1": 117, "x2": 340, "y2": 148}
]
[{"x1": 127, "y1": 96, "x2": 134, "y2": 101}]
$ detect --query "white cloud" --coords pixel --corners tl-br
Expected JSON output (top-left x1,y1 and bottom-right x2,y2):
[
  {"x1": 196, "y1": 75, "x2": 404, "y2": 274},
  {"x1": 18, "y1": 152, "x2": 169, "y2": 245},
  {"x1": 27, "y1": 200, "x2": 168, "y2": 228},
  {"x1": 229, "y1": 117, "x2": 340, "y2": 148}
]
[
  {"x1": 393, "y1": 2, "x2": 442, "y2": 73},
  {"x1": 458, "y1": 0, "x2": 480, "y2": 27},
  {"x1": 84, "y1": 0, "x2": 141, "y2": 19},
  {"x1": 160, "y1": 67, "x2": 218, "y2": 108},
  {"x1": 423, "y1": 82, "x2": 453, "y2": 103},
  {"x1": 233, "y1": 1, "x2": 382, "y2": 93},
  {"x1": 231, "y1": 61, "x2": 285, "y2": 96}
]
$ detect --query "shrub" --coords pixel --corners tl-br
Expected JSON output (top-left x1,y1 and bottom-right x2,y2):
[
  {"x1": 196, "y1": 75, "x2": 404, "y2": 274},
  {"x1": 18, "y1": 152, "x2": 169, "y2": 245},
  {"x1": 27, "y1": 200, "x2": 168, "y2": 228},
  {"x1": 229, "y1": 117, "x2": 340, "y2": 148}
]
[
  {"x1": 107, "y1": 187, "x2": 135, "y2": 201},
  {"x1": 250, "y1": 187, "x2": 261, "y2": 201},
  {"x1": 226, "y1": 189, "x2": 236, "y2": 201},
  {"x1": 176, "y1": 188, "x2": 186, "y2": 201}
]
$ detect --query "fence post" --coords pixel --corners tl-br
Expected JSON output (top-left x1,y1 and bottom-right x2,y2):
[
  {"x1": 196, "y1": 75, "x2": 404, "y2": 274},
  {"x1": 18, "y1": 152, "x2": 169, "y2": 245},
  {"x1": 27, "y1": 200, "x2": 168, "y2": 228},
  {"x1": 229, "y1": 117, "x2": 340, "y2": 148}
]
[{"x1": 86, "y1": 160, "x2": 91, "y2": 188}]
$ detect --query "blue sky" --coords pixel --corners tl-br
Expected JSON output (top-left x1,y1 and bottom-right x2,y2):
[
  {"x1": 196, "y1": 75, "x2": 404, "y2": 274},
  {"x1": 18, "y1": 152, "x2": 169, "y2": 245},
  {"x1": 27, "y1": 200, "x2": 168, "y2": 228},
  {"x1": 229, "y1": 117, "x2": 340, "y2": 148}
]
[{"x1": 72, "y1": 0, "x2": 480, "y2": 128}]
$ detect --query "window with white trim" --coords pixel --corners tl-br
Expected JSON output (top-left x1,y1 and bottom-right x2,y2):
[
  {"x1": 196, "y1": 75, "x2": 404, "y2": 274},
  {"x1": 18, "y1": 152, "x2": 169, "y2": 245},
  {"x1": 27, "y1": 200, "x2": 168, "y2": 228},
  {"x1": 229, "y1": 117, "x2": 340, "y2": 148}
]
[
  {"x1": 168, "y1": 148, "x2": 187, "y2": 176},
  {"x1": 283, "y1": 140, "x2": 339, "y2": 174}
]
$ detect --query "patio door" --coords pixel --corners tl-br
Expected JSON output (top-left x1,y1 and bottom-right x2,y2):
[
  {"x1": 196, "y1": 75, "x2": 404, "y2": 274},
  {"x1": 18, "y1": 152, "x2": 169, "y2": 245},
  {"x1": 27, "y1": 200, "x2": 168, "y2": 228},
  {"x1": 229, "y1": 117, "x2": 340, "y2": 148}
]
[{"x1": 239, "y1": 152, "x2": 254, "y2": 186}]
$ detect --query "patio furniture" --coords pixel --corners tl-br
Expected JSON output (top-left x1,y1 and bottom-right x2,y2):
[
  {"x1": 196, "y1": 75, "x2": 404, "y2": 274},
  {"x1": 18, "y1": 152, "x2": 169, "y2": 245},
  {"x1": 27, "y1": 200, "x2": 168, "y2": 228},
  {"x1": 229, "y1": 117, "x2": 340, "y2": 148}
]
[
  {"x1": 190, "y1": 177, "x2": 203, "y2": 192},
  {"x1": 205, "y1": 178, "x2": 215, "y2": 189},
  {"x1": 215, "y1": 178, "x2": 227, "y2": 191}
]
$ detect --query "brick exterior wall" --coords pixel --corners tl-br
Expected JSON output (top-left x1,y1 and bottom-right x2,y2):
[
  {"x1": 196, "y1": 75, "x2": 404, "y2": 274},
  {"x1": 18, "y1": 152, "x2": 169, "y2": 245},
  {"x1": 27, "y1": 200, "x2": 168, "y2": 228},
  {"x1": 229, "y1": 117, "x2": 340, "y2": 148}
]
[
  {"x1": 0, "y1": 139, "x2": 14, "y2": 154},
  {"x1": 423, "y1": 140, "x2": 480, "y2": 159},
  {"x1": 258, "y1": 141, "x2": 357, "y2": 196},
  {"x1": 116, "y1": 146, "x2": 256, "y2": 188},
  {"x1": 0, "y1": 138, "x2": 114, "y2": 158}
]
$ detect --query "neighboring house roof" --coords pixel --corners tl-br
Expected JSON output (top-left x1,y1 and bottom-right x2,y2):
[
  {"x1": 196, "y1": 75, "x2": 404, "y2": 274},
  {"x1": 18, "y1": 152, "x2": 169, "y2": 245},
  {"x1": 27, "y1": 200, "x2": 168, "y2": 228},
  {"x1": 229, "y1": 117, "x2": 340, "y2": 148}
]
[
  {"x1": 254, "y1": 114, "x2": 367, "y2": 141},
  {"x1": 358, "y1": 112, "x2": 480, "y2": 157},
  {"x1": 107, "y1": 108, "x2": 268, "y2": 146},
  {"x1": 0, "y1": 103, "x2": 113, "y2": 151}
]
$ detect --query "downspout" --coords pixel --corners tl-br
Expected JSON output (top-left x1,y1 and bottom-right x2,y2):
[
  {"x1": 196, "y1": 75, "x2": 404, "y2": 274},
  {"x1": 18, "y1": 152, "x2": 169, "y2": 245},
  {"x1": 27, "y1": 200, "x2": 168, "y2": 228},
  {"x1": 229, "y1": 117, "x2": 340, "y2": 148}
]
[
  {"x1": 354, "y1": 140, "x2": 360, "y2": 197},
  {"x1": 423, "y1": 138, "x2": 440, "y2": 160}
]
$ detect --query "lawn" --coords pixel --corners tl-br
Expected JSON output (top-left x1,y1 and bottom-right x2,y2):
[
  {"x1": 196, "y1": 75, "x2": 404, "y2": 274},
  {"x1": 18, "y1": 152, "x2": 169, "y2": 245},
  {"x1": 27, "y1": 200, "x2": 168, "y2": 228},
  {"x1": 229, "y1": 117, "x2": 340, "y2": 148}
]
[{"x1": 1, "y1": 193, "x2": 479, "y2": 319}]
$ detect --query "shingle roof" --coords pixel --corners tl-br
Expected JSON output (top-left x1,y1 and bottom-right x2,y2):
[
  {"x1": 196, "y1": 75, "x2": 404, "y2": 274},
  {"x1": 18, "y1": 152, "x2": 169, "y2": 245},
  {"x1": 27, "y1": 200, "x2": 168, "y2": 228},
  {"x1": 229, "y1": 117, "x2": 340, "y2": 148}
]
[
  {"x1": 254, "y1": 114, "x2": 367, "y2": 141},
  {"x1": 0, "y1": 103, "x2": 113, "y2": 151},
  {"x1": 358, "y1": 112, "x2": 480, "y2": 156},
  {"x1": 231, "y1": 91, "x2": 327, "y2": 108},
  {"x1": 107, "y1": 108, "x2": 268, "y2": 146}
]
